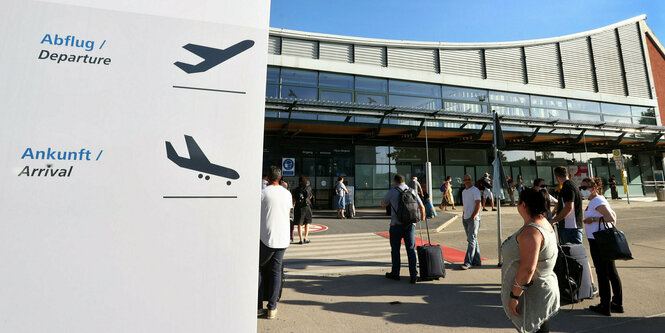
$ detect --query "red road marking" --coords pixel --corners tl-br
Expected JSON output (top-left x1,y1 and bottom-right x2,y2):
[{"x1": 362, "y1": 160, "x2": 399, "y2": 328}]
[
  {"x1": 376, "y1": 232, "x2": 486, "y2": 264},
  {"x1": 292, "y1": 224, "x2": 328, "y2": 238}
]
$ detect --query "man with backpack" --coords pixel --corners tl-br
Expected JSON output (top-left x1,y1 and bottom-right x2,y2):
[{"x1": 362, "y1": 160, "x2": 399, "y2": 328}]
[
  {"x1": 291, "y1": 175, "x2": 313, "y2": 244},
  {"x1": 381, "y1": 174, "x2": 426, "y2": 284}
]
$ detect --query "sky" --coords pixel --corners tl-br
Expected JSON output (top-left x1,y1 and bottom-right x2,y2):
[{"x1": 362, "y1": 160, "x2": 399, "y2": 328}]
[{"x1": 270, "y1": 0, "x2": 665, "y2": 43}]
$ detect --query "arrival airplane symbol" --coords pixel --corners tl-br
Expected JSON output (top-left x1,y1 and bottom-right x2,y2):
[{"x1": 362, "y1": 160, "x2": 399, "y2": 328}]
[
  {"x1": 174, "y1": 40, "x2": 255, "y2": 73},
  {"x1": 166, "y1": 135, "x2": 240, "y2": 185}
]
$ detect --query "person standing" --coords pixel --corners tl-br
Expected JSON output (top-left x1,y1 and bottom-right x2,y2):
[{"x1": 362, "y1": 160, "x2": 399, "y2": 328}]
[
  {"x1": 516, "y1": 174, "x2": 524, "y2": 194},
  {"x1": 506, "y1": 177, "x2": 516, "y2": 206},
  {"x1": 409, "y1": 176, "x2": 425, "y2": 200},
  {"x1": 292, "y1": 175, "x2": 313, "y2": 245},
  {"x1": 440, "y1": 176, "x2": 456, "y2": 211},
  {"x1": 258, "y1": 167, "x2": 293, "y2": 319},
  {"x1": 381, "y1": 174, "x2": 426, "y2": 284},
  {"x1": 551, "y1": 167, "x2": 584, "y2": 244},
  {"x1": 481, "y1": 173, "x2": 496, "y2": 212},
  {"x1": 581, "y1": 177, "x2": 623, "y2": 316},
  {"x1": 461, "y1": 174, "x2": 482, "y2": 270},
  {"x1": 533, "y1": 178, "x2": 558, "y2": 221},
  {"x1": 334, "y1": 176, "x2": 349, "y2": 219},
  {"x1": 501, "y1": 188, "x2": 559, "y2": 333},
  {"x1": 608, "y1": 175, "x2": 620, "y2": 200}
]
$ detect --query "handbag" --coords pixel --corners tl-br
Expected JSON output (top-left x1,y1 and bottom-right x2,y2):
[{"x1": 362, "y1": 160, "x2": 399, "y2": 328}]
[{"x1": 592, "y1": 217, "x2": 633, "y2": 261}]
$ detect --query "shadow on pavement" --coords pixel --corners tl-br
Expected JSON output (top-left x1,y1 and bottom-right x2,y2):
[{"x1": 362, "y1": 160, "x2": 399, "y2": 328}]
[{"x1": 281, "y1": 274, "x2": 511, "y2": 330}]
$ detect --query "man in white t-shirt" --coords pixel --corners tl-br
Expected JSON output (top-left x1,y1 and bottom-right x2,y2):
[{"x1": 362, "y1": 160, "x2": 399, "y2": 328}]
[
  {"x1": 461, "y1": 174, "x2": 482, "y2": 270},
  {"x1": 258, "y1": 166, "x2": 293, "y2": 319}
]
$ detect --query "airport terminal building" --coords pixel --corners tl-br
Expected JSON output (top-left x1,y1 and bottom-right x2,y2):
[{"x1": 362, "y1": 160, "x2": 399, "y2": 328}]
[{"x1": 262, "y1": 15, "x2": 665, "y2": 208}]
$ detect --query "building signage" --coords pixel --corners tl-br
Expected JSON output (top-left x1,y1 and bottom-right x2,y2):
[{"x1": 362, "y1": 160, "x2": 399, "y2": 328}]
[
  {"x1": 0, "y1": 1, "x2": 269, "y2": 332},
  {"x1": 612, "y1": 149, "x2": 624, "y2": 170},
  {"x1": 282, "y1": 157, "x2": 295, "y2": 176}
]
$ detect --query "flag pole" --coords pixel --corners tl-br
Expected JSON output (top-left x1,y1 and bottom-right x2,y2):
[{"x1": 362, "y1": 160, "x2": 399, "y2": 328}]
[{"x1": 493, "y1": 111, "x2": 503, "y2": 267}]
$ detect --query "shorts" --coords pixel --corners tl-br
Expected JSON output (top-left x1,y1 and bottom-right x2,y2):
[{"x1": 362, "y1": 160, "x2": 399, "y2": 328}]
[
  {"x1": 294, "y1": 206, "x2": 313, "y2": 225},
  {"x1": 483, "y1": 189, "x2": 493, "y2": 200},
  {"x1": 334, "y1": 195, "x2": 346, "y2": 210}
]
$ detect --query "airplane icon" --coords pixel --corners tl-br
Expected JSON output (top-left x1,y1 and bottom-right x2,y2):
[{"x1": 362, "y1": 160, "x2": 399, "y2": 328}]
[
  {"x1": 166, "y1": 135, "x2": 239, "y2": 185},
  {"x1": 174, "y1": 40, "x2": 255, "y2": 74}
]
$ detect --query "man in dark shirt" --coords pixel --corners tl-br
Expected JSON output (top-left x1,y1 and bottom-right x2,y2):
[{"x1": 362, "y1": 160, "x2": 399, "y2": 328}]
[
  {"x1": 608, "y1": 175, "x2": 620, "y2": 200},
  {"x1": 551, "y1": 166, "x2": 584, "y2": 244}
]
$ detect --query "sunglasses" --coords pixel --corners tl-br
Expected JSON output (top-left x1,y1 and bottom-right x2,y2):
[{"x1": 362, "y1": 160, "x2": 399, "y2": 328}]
[{"x1": 579, "y1": 185, "x2": 593, "y2": 190}]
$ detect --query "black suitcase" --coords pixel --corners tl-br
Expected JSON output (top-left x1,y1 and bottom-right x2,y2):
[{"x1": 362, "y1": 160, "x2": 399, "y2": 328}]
[
  {"x1": 416, "y1": 217, "x2": 446, "y2": 280},
  {"x1": 561, "y1": 243, "x2": 595, "y2": 301}
]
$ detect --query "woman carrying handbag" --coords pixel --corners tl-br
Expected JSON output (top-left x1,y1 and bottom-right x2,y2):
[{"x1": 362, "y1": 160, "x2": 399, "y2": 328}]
[{"x1": 580, "y1": 177, "x2": 624, "y2": 316}]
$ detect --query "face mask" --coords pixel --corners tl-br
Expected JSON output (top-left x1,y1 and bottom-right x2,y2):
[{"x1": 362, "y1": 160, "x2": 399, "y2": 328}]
[{"x1": 580, "y1": 189, "x2": 592, "y2": 198}]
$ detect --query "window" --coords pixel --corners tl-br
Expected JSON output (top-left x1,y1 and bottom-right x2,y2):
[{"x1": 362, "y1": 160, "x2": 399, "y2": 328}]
[
  {"x1": 355, "y1": 146, "x2": 392, "y2": 164},
  {"x1": 632, "y1": 106, "x2": 656, "y2": 118},
  {"x1": 601, "y1": 103, "x2": 631, "y2": 116},
  {"x1": 281, "y1": 85, "x2": 317, "y2": 100},
  {"x1": 635, "y1": 116, "x2": 657, "y2": 125},
  {"x1": 357, "y1": 93, "x2": 386, "y2": 105},
  {"x1": 266, "y1": 84, "x2": 279, "y2": 98},
  {"x1": 567, "y1": 99, "x2": 600, "y2": 113},
  {"x1": 445, "y1": 149, "x2": 487, "y2": 165},
  {"x1": 494, "y1": 105, "x2": 529, "y2": 117},
  {"x1": 489, "y1": 91, "x2": 529, "y2": 106},
  {"x1": 530, "y1": 95, "x2": 566, "y2": 109},
  {"x1": 355, "y1": 76, "x2": 388, "y2": 93},
  {"x1": 442, "y1": 86, "x2": 488, "y2": 102},
  {"x1": 389, "y1": 95, "x2": 442, "y2": 110},
  {"x1": 319, "y1": 72, "x2": 354, "y2": 89},
  {"x1": 320, "y1": 90, "x2": 352, "y2": 102},
  {"x1": 267, "y1": 67, "x2": 280, "y2": 83},
  {"x1": 603, "y1": 115, "x2": 632, "y2": 124},
  {"x1": 444, "y1": 101, "x2": 487, "y2": 113},
  {"x1": 531, "y1": 108, "x2": 568, "y2": 119},
  {"x1": 355, "y1": 165, "x2": 390, "y2": 189},
  {"x1": 569, "y1": 111, "x2": 601, "y2": 121},
  {"x1": 389, "y1": 80, "x2": 441, "y2": 97},
  {"x1": 281, "y1": 68, "x2": 317, "y2": 86}
]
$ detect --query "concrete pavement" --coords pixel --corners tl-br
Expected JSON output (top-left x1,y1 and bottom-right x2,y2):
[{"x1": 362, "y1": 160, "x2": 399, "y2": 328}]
[{"x1": 259, "y1": 200, "x2": 665, "y2": 332}]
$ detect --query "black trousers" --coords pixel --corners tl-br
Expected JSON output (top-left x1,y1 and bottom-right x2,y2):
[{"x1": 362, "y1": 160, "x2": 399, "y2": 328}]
[
  {"x1": 610, "y1": 185, "x2": 619, "y2": 199},
  {"x1": 588, "y1": 239, "x2": 623, "y2": 307},
  {"x1": 258, "y1": 241, "x2": 286, "y2": 310}
]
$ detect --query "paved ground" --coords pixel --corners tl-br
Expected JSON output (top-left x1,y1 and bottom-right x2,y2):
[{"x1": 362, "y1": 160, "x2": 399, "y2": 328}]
[{"x1": 259, "y1": 199, "x2": 665, "y2": 332}]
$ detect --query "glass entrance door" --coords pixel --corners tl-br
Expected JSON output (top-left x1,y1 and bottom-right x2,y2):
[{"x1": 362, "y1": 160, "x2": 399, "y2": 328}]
[{"x1": 314, "y1": 157, "x2": 333, "y2": 209}]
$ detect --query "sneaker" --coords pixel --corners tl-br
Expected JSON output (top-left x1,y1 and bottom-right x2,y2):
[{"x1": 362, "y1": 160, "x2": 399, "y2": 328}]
[
  {"x1": 410, "y1": 276, "x2": 421, "y2": 284},
  {"x1": 257, "y1": 309, "x2": 266, "y2": 317},
  {"x1": 460, "y1": 264, "x2": 470, "y2": 270},
  {"x1": 267, "y1": 309, "x2": 277, "y2": 319},
  {"x1": 385, "y1": 272, "x2": 400, "y2": 281},
  {"x1": 589, "y1": 304, "x2": 611, "y2": 316},
  {"x1": 611, "y1": 302, "x2": 624, "y2": 313}
]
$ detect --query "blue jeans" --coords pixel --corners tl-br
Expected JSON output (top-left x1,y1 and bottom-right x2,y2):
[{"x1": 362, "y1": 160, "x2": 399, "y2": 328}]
[
  {"x1": 463, "y1": 218, "x2": 482, "y2": 266},
  {"x1": 389, "y1": 223, "x2": 418, "y2": 278},
  {"x1": 258, "y1": 242, "x2": 285, "y2": 310},
  {"x1": 558, "y1": 226, "x2": 584, "y2": 244}
]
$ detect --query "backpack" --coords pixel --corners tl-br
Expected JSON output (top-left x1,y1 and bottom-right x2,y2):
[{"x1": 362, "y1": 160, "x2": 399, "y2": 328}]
[
  {"x1": 476, "y1": 180, "x2": 485, "y2": 191},
  {"x1": 295, "y1": 187, "x2": 309, "y2": 207},
  {"x1": 394, "y1": 187, "x2": 420, "y2": 225}
]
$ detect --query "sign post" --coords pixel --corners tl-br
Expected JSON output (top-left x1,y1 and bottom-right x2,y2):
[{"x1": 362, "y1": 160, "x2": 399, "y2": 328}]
[
  {"x1": 0, "y1": 1, "x2": 270, "y2": 331},
  {"x1": 282, "y1": 157, "x2": 295, "y2": 176}
]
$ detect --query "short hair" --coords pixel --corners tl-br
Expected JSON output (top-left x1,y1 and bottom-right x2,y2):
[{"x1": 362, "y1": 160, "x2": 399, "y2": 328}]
[
  {"x1": 518, "y1": 187, "x2": 548, "y2": 217},
  {"x1": 337, "y1": 176, "x2": 344, "y2": 181},
  {"x1": 533, "y1": 178, "x2": 545, "y2": 187},
  {"x1": 299, "y1": 175, "x2": 308, "y2": 183},
  {"x1": 268, "y1": 166, "x2": 282, "y2": 182},
  {"x1": 394, "y1": 174, "x2": 405, "y2": 184},
  {"x1": 553, "y1": 166, "x2": 568, "y2": 179}
]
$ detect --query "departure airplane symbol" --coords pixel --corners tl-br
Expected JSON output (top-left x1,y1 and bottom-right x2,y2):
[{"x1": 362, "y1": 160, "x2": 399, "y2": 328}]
[
  {"x1": 166, "y1": 135, "x2": 240, "y2": 185},
  {"x1": 174, "y1": 40, "x2": 255, "y2": 74}
]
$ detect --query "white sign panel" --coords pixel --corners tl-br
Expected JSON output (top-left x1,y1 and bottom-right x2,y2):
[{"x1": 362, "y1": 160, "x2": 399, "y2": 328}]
[
  {"x1": 282, "y1": 157, "x2": 295, "y2": 176},
  {"x1": 0, "y1": 1, "x2": 269, "y2": 332}
]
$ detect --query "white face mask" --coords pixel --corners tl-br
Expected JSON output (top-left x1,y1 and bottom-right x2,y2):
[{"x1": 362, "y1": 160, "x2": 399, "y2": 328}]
[{"x1": 580, "y1": 189, "x2": 592, "y2": 198}]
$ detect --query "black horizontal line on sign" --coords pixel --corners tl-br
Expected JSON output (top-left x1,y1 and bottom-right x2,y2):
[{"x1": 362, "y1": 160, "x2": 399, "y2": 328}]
[
  {"x1": 172, "y1": 85, "x2": 246, "y2": 94},
  {"x1": 163, "y1": 195, "x2": 238, "y2": 199}
]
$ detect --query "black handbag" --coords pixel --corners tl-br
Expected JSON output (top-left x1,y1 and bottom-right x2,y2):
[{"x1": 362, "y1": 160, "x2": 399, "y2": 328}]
[{"x1": 592, "y1": 217, "x2": 633, "y2": 261}]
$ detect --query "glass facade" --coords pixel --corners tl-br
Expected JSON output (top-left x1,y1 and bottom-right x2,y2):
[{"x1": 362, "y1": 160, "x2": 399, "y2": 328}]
[{"x1": 266, "y1": 66, "x2": 657, "y2": 128}]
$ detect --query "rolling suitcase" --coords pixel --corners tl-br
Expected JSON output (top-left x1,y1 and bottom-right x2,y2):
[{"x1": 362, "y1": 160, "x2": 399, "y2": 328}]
[
  {"x1": 416, "y1": 216, "x2": 446, "y2": 280},
  {"x1": 561, "y1": 243, "x2": 595, "y2": 301},
  {"x1": 554, "y1": 246, "x2": 583, "y2": 304}
]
